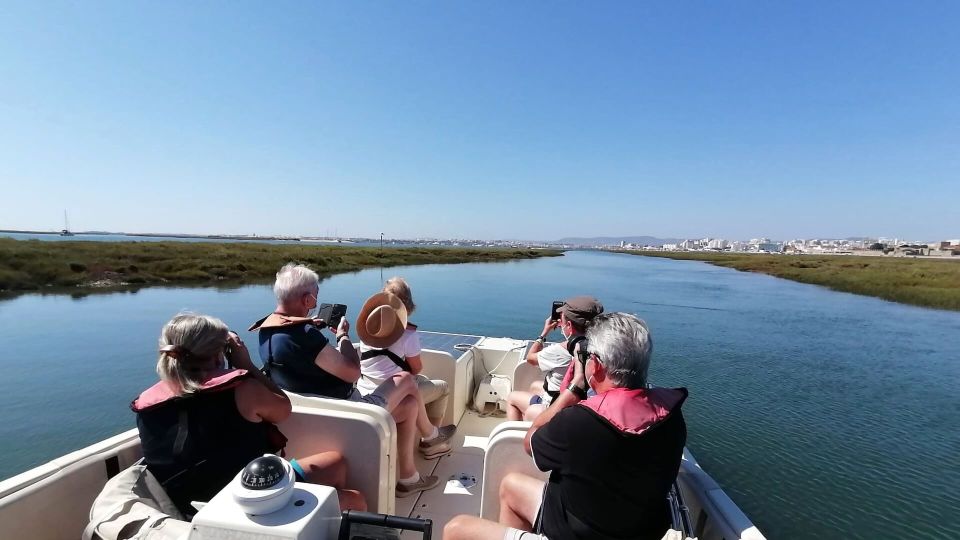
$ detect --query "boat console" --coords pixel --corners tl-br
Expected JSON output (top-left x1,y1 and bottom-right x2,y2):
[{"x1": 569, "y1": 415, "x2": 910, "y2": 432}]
[{"x1": 190, "y1": 455, "x2": 432, "y2": 540}]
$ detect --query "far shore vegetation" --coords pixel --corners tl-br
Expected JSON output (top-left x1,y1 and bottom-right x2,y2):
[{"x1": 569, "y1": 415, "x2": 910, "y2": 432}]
[
  {"x1": 621, "y1": 251, "x2": 960, "y2": 311},
  {"x1": 0, "y1": 238, "x2": 561, "y2": 294}
]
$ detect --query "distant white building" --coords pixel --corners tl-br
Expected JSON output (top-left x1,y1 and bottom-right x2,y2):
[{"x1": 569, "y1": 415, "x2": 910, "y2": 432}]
[{"x1": 707, "y1": 238, "x2": 728, "y2": 250}]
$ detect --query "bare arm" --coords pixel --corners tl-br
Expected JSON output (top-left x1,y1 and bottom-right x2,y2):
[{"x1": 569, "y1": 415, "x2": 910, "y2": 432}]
[
  {"x1": 235, "y1": 379, "x2": 293, "y2": 423},
  {"x1": 226, "y1": 331, "x2": 287, "y2": 397},
  {"x1": 406, "y1": 353, "x2": 423, "y2": 375},
  {"x1": 523, "y1": 353, "x2": 587, "y2": 455},
  {"x1": 525, "y1": 317, "x2": 559, "y2": 365},
  {"x1": 314, "y1": 319, "x2": 361, "y2": 383}
]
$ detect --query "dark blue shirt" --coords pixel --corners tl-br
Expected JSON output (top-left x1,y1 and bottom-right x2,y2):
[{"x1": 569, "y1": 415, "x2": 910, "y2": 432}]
[{"x1": 258, "y1": 323, "x2": 353, "y2": 398}]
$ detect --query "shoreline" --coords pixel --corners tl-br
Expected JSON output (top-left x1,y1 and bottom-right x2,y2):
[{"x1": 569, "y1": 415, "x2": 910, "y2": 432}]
[
  {"x1": 0, "y1": 238, "x2": 562, "y2": 295},
  {"x1": 618, "y1": 250, "x2": 960, "y2": 311}
]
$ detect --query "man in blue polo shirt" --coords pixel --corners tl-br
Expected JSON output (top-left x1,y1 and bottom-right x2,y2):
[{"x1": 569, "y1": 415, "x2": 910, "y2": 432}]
[{"x1": 249, "y1": 263, "x2": 453, "y2": 497}]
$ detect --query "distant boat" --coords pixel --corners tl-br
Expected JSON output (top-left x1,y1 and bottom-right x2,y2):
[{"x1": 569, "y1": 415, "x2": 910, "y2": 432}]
[{"x1": 60, "y1": 210, "x2": 74, "y2": 236}]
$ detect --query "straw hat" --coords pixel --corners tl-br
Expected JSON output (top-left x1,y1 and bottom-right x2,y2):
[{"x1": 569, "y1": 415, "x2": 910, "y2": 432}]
[{"x1": 356, "y1": 292, "x2": 409, "y2": 348}]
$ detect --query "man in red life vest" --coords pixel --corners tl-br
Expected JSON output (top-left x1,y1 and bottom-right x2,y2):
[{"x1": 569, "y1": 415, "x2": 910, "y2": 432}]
[{"x1": 445, "y1": 312, "x2": 688, "y2": 540}]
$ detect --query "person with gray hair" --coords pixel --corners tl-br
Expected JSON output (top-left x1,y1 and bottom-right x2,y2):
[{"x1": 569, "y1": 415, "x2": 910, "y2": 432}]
[
  {"x1": 250, "y1": 263, "x2": 454, "y2": 498},
  {"x1": 132, "y1": 312, "x2": 366, "y2": 517},
  {"x1": 445, "y1": 312, "x2": 688, "y2": 540}
]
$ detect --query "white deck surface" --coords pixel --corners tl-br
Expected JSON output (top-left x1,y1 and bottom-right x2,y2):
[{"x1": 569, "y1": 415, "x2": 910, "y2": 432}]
[{"x1": 398, "y1": 411, "x2": 507, "y2": 538}]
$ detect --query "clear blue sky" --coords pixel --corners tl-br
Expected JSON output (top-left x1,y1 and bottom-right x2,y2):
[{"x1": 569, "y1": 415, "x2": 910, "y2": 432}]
[{"x1": 1, "y1": 2, "x2": 957, "y2": 241}]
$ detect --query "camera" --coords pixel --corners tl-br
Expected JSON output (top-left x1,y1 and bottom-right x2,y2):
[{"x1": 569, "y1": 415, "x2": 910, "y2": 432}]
[
  {"x1": 318, "y1": 303, "x2": 348, "y2": 328},
  {"x1": 550, "y1": 300, "x2": 564, "y2": 321}
]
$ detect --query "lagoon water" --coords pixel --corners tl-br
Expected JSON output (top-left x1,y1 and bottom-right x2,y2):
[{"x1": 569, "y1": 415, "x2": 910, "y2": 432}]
[{"x1": 1, "y1": 250, "x2": 958, "y2": 538}]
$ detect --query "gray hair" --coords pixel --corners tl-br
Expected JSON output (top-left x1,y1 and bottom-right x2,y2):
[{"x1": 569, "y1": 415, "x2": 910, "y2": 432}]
[
  {"x1": 157, "y1": 312, "x2": 229, "y2": 394},
  {"x1": 274, "y1": 263, "x2": 319, "y2": 304},
  {"x1": 584, "y1": 312, "x2": 652, "y2": 389}
]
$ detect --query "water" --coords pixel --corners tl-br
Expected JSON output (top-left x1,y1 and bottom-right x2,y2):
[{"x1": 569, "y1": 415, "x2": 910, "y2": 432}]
[{"x1": 1, "y1": 251, "x2": 957, "y2": 539}]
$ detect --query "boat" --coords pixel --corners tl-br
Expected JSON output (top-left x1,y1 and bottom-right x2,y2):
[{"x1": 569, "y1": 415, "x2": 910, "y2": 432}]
[
  {"x1": 60, "y1": 210, "x2": 74, "y2": 236},
  {"x1": 0, "y1": 331, "x2": 766, "y2": 540}
]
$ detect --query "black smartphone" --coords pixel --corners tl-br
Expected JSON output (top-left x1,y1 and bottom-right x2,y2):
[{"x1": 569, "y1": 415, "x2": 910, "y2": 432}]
[
  {"x1": 550, "y1": 300, "x2": 564, "y2": 321},
  {"x1": 317, "y1": 303, "x2": 348, "y2": 328}
]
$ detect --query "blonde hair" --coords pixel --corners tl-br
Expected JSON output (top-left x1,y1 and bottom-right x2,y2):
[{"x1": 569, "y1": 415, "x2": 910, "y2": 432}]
[
  {"x1": 157, "y1": 313, "x2": 229, "y2": 394},
  {"x1": 383, "y1": 276, "x2": 416, "y2": 314}
]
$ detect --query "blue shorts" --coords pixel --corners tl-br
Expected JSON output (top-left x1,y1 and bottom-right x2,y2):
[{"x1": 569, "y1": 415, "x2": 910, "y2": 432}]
[
  {"x1": 529, "y1": 395, "x2": 543, "y2": 406},
  {"x1": 289, "y1": 458, "x2": 306, "y2": 482}
]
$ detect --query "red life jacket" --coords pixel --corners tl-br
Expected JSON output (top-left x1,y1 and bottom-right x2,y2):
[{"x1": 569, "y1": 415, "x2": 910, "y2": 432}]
[
  {"x1": 577, "y1": 386, "x2": 688, "y2": 435},
  {"x1": 131, "y1": 369, "x2": 248, "y2": 411}
]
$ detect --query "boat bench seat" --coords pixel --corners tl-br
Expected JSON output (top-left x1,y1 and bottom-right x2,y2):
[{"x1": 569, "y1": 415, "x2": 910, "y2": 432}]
[
  {"x1": 0, "y1": 429, "x2": 142, "y2": 540},
  {"x1": 282, "y1": 392, "x2": 398, "y2": 515},
  {"x1": 480, "y1": 421, "x2": 549, "y2": 521}
]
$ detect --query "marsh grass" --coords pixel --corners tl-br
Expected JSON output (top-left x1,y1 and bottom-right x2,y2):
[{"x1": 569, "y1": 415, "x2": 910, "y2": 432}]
[
  {"x1": 621, "y1": 251, "x2": 960, "y2": 311},
  {"x1": 0, "y1": 238, "x2": 560, "y2": 293}
]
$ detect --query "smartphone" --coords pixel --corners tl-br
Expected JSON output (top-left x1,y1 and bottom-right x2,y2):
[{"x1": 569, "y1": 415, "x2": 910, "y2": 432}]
[
  {"x1": 550, "y1": 301, "x2": 564, "y2": 321},
  {"x1": 317, "y1": 303, "x2": 348, "y2": 328}
]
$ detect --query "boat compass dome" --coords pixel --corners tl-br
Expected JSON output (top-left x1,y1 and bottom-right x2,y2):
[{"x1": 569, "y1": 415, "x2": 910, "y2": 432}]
[{"x1": 231, "y1": 455, "x2": 296, "y2": 515}]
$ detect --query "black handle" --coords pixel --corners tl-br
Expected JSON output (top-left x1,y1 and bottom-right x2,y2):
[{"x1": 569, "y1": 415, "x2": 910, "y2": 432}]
[{"x1": 338, "y1": 510, "x2": 433, "y2": 540}]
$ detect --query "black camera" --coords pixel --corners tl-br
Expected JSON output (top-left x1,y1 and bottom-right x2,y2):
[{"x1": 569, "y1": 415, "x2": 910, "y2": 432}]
[{"x1": 318, "y1": 303, "x2": 348, "y2": 328}]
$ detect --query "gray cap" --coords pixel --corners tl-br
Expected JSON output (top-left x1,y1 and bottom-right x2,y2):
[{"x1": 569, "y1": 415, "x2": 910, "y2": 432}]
[{"x1": 560, "y1": 296, "x2": 604, "y2": 327}]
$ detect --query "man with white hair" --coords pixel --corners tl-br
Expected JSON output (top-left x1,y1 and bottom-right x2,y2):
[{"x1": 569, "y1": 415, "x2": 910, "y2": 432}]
[
  {"x1": 445, "y1": 312, "x2": 688, "y2": 540},
  {"x1": 249, "y1": 263, "x2": 453, "y2": 497}
]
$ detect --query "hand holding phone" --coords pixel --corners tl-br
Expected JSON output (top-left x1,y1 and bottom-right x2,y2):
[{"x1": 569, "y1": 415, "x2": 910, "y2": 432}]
[{"x1": 318, "y1": 303, "x2": 348, "y2": 330}]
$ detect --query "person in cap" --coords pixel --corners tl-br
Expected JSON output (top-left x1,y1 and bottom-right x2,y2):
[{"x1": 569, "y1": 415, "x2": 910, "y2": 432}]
[
  {"x1": 445, "y1": 313, "x2": 688, "y2": 540},
  {"x1": 505, "y1": 296, "x2": 603, "y2": 422},
  {"x1": 250, "y1": 263, "x2": 452, "y2": 498},
  {"x1": 357, "y1": 278, "x2": 451, "y2": 447}
]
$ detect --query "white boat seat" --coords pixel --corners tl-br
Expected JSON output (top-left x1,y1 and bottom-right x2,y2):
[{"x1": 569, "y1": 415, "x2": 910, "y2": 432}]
[
  {"x1": 280, "y1": 392, "x2": 398, "y2": 515},
  {"x1": 480, "y1": 421, "x2": 548, "y2": 521}
]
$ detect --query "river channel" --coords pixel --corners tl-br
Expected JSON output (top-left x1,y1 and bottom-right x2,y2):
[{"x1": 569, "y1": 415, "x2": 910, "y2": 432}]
[{"x1": 1, "y1": 250, "x2": 957, "y2": 538}]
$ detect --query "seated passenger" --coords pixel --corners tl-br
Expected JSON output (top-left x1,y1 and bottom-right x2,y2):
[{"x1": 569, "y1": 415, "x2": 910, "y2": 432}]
[
  {"x1": 250, "y1": 263, "x2": 455, "y2": 497},
  {"x1": 357, "y1": 277, "x2": 450, "y2": 429},
  {"x1": 506, "y1": 296, "x2": 602, "y2": 422},
  {"x1": 131, "y1": 313, "x2": 366, "y2": 517},
  {"x1": 445, "y1": 313, "x2": 688, "y2": 540}
]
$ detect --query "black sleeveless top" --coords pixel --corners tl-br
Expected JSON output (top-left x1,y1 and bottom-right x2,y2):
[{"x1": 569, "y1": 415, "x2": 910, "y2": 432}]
[{"x1": 134, "y1": 384, "x2": 281, "y2": 517}]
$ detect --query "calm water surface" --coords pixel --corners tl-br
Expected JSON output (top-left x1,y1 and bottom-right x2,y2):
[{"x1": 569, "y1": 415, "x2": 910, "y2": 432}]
[{"x1": 1, "y1": 251, "x2": 958, "y2": 539}]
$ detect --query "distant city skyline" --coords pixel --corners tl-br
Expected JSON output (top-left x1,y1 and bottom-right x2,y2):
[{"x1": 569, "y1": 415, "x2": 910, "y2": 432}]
[{"x1": 1, "y1": 3, "x2": 958, "y2": 240}]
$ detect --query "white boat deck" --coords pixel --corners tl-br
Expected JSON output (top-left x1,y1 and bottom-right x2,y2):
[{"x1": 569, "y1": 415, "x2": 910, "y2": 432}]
[{"x1": 397, "y1": 411, "x2": 506, "y2": 537}]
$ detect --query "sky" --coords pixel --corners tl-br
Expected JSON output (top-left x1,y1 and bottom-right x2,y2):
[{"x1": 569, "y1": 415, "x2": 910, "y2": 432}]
[{"x1": 0, "y1": 2, "x2": 957, "y2": 242}]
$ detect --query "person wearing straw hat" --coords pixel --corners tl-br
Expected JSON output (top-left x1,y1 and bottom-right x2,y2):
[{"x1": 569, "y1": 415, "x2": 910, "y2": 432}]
[
  {"x1": 355, "y1": 287, "x2": 456, "y2": 459},
  {"x1": 357, "y1": 277, "x2": 450, "y2": 430},
  {"x1": 251, "y1": 263, "x2": 453, "y2": 497}
]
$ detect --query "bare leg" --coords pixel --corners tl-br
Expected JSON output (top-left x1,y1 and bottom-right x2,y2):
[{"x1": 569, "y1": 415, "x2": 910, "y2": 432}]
[
  {"x1": 499, "y1": 472, "x2": 545, "y2": 530},
  {"x1": 523, "y1": 404, "x2": 546, "y2": 422},
  {"x1": 444, "y1": 514, "x2": 513, "y2": 540},
  {"x1": 294, "y1": 451, "x2": 368, "y2": 511},
  {"x1": 377, "y1": 373, "x2": 436, "y2": 438},
  {"x1": 506, "y1": 390, "x2": 534, "y2": 421},
  {"x1": 393, "y1": 394, "x2": 419, "y2": 479}
]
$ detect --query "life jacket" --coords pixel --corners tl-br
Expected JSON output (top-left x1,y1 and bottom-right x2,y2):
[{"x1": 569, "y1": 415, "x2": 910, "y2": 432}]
[
  {"x1": 543, "y1": 386, "x2": 687, "y2": 540},
  {"x1": 249, "y1": 312, "x2": 354, "y2": 399},
  {"x1": 577, "y1": 386, "x2": 687, "y2": 436},
  {"x1": 131, "y1": 369, "x2": 286, "y2": 517}
]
